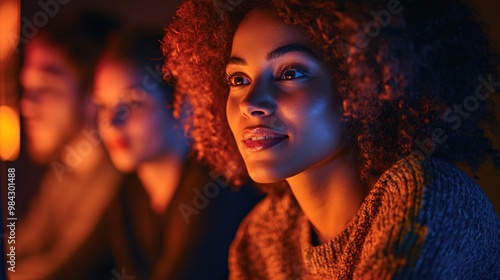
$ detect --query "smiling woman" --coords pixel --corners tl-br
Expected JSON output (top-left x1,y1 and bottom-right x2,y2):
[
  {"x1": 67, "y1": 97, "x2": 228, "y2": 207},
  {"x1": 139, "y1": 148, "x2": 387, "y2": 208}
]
[
  {"x1": 226, "y1": 10, "x2": 346, "y2": 186},
  {"x1": 163, "y1": 0, "x2": 500, "y2": 279}
]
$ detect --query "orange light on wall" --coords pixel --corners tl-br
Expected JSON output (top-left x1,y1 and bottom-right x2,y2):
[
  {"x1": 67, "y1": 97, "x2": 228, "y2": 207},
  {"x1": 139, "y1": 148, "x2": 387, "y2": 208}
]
[
  {"x1": 0, "y1": 0, "x2": 20, "y2": 161},
  {"x1": 0, "y1": 0, "x2": 20, "y2": 64},
  {"x1": 0, "y1": 105, "x2": 19, "y2": 160}
]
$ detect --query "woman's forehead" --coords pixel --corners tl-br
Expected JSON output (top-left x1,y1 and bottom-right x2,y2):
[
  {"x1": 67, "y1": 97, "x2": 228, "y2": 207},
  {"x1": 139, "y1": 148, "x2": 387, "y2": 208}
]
[{"x1": 231, "y1": 9, "x2": 321, "y2": 61}]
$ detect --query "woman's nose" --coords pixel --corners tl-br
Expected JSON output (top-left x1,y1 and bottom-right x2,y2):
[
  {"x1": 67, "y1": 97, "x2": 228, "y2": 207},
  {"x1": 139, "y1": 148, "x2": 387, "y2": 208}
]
[{"x1": 239, "y1": 79, "x2": 276, "y2": 118}]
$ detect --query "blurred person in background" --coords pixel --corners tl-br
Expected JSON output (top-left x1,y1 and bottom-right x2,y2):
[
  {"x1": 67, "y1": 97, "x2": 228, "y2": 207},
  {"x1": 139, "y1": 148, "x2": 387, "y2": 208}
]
[
  {"x1": 93, "y1": 28, "x2": 262, "y2": 280},
  {"x1": 13, "y1": 11, "x2": 121, "y2": 279}
]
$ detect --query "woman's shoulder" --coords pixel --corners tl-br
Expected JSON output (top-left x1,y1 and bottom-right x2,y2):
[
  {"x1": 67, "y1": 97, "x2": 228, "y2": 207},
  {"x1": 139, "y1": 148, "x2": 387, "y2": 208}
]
[
  {"x1": 376, "y1": 155, "x2": 498, "y2": 216},
  {"x1": 419, "y1": 157, "x2": 499, "y2": 278},
  {"x1": 420, "y1": 157, "x2": 498, "y2": 222},
  {"x1": 371, "y1": 156, "x2": 499, "y2": 278},
  {"x1": 420, "y1": 157, "x2": 499, "y2": 247},
  {"x1": 375, "y1": 155, "x2": 499, "y2": 237}
]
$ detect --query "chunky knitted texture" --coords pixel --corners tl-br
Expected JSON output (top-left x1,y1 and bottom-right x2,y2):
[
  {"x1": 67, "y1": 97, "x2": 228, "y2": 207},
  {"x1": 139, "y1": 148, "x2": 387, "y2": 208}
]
[{"x1": 229, "y1": 156, "x2": 500, "y2": 279}]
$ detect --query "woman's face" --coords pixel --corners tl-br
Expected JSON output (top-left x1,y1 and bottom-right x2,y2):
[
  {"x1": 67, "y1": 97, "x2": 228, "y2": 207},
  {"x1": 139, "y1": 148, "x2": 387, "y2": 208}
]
[
  {"x1": 226, "y1": 9, "x2": 347, "y2": 183},
  {"x1": 93, "y1": 59, "x2": 177, "y2": 172}
]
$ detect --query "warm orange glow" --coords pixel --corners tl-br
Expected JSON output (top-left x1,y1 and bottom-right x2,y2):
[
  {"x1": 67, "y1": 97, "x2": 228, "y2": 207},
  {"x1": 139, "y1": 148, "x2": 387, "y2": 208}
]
[
  {"x1": 0, "y1": 105, "x2": 20, "y2": 160},
  {"x1": 0, "y1": 0, "x2": 20, "y2": 64},
  {"x1": 0, "y1": 0, "x2": 20, "y2": 161}
]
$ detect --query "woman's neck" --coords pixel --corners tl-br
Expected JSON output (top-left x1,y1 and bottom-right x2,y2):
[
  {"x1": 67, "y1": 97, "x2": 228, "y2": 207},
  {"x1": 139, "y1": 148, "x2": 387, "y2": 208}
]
[
  {"x1": 286, "y1": 147, "x2": 369, "y2": 243},
  {"x1": 137, "y1": 144, "x2": 188, "y2": 215}
]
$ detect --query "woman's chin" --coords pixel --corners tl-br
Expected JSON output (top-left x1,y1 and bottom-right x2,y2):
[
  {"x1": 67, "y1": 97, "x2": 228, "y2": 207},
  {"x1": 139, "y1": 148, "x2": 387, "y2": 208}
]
[
  {"x1": 247, "y1": 167, "x2": 287, "y2": 184},
  {"x1": 109, "y1": 156, "x2": 137, "y2": 173}
]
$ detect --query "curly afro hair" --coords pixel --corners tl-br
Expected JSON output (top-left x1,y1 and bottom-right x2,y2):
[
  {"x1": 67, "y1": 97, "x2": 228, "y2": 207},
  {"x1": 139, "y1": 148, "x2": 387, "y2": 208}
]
[{"x1": 163, "y1": 0, "x2": 500, "y2": 186}]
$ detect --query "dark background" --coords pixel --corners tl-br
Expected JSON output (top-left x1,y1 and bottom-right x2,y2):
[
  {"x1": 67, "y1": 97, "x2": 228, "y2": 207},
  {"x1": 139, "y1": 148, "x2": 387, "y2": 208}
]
[
  {"x1": 16, "y1": 0, "x2": 500, "y2": 216},
  {"x1": 22, "y1": 0, "x2": 182, "y2": 31}
]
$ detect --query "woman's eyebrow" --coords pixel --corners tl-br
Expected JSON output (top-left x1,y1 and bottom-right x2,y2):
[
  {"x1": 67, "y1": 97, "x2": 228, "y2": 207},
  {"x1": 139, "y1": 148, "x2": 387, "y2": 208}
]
[
  {"x1": 266, "y1": 44, "x2": 319, "y2": 61},
  {"x1": 227, "y1": 56, "x2": 246, "y2": 66},
  {"x1": 226, "y1": 43, "x2": 319, "y2": 68}
]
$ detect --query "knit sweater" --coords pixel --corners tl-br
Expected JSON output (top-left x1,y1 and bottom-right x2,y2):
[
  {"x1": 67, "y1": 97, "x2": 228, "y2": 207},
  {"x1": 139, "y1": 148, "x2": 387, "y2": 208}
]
[{"x1": 229, "y1": 156, "x2": 500, "y2": 279}]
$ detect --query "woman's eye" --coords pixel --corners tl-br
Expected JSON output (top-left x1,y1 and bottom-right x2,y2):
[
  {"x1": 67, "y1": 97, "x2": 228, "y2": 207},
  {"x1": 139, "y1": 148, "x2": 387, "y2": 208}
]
[
  {"x1": 228, "y1": 74, "x2": 251, "y2": 86},
  {"x1": 278, "y1": 68, "x2": 307, "y2": 80}
]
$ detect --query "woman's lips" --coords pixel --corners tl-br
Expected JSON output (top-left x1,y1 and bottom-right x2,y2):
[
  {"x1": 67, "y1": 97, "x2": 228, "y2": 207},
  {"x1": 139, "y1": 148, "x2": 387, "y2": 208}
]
[{"x1": 241, "y1": 127, "x2": 288, "y2": 152}]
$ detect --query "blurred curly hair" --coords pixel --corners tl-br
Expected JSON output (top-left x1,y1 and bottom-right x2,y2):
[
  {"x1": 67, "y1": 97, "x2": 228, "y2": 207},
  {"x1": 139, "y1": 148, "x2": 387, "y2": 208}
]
[{"x1": 163, "y1": 0, "x2": 500, "y2": 186}]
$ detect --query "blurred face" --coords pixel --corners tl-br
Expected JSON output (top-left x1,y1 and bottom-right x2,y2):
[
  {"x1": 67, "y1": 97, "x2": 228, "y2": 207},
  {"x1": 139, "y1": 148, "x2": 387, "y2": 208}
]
[
  {"x1": 20, "y1": 38, "x2": 83, "y2": 163},
  {"x1": 93, "y1": 59, "x2": 177, "y2": 172},
  {"x1": 226, "y1": 9, "x2": 346, "y2": 183}
]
